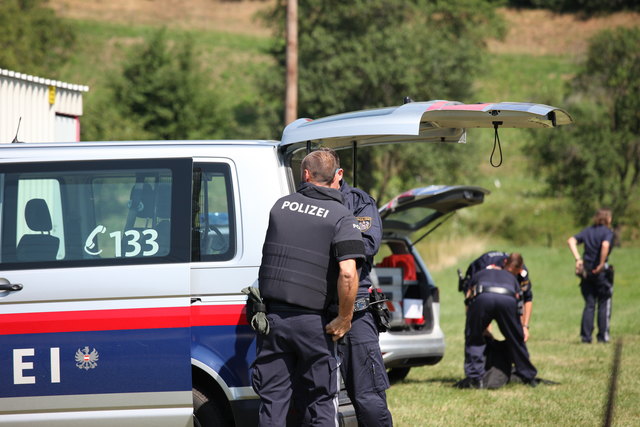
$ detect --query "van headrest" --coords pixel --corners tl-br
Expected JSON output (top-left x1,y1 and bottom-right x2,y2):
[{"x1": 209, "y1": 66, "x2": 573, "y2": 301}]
[
  {"x1": 129, "y1": 183, "x2": 154, "y2": 218},
  {"x1": 24, "y1": 198, "x2": 53, "y2": 232}
]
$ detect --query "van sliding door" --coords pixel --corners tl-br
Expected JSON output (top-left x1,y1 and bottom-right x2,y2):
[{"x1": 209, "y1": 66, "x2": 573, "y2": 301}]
[{"x1": 0, "y1": 158, "x2": 193, "y2": 427}]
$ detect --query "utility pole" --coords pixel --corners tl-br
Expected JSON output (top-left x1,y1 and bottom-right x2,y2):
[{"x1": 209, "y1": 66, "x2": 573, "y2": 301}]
[{"x1": 285, "y1": 0, "x2": 298, "y2": 126}]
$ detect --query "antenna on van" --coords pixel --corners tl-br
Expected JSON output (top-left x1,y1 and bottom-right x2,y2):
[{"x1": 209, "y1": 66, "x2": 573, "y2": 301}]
[{"x1": 11, "y1": 117, "x2": 23, "y2": 143}]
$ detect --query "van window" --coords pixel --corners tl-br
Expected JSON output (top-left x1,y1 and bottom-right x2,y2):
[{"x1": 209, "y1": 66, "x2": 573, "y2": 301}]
[
  {"x1": 0, "y1": 159, "x2": 191, "y2": 269},
  {"x1": 192, "y1": 163, "x2": 236, "y2": 261},
  {"x1": 15, "y1": 178, "x2": 66, "y2": 260}
]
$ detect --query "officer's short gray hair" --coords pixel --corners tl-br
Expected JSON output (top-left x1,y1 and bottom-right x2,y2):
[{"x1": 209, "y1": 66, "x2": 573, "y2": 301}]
[
  {"x1": 319, "y1": 147, "x2": 340, "y2": 167},
  {"x1": 301, "y1": 150, "x2": 338, "y2": 185}
]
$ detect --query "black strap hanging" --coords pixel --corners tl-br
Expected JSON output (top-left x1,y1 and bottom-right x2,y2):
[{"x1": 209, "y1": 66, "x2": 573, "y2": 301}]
[
  {"x1": 490, "y1": 121, "x2": 503, "y2": 168},
  {"x1": 352, "y1": 140, "x2": 358, "y2": 188}
]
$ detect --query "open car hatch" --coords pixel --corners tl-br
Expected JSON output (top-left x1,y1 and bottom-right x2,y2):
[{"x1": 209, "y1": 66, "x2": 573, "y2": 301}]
[
  {"x1": 280, "y1": 100, "x2": 573, "y2": 151},
  {"x1": 379, "y1": 185, "x2": 490, "y2": 239}
]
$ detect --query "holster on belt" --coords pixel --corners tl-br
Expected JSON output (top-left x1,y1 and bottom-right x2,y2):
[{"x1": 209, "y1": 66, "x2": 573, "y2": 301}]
[
  {"x1": 241, "y1": 287, "x2": 270, "y2": 335},
  {"x1": 368, "y1": 288, "x2": 391, "y2": 333}
]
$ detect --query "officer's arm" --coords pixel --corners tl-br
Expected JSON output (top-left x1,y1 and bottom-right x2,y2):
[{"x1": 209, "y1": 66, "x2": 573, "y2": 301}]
[
  {"x1": 567, "y1": 236, "x2": 583, "y2": 273},
  {"x1": 592, "y1": 240, "x2": 610, "y2": 274},
  {"x1": 521, "y1": 301, "x2": 532, "y2": 342},
  {"x1": 325, "y1": 258, "x2": 358, "y2": 341},
  {"x1": 353, "y1": 195, "x2": 382, "y2": 257}
]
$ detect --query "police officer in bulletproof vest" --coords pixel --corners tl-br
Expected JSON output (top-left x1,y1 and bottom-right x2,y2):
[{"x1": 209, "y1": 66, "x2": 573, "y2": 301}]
[
  {"x1": 252, "y1": 150, "x2": 365, "y2": 427},
  {"x1": 455, "y1": 253, "x2": 538, "y2": 389},
  {"x1": 324, "y1": 148, "x2": 393, "y2": 427}
]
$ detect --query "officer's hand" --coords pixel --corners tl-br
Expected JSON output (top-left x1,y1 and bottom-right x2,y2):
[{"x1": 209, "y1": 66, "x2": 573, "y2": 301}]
[
  {"x1": 325, "y1": 316, "x2": 352, "y2": 341},
  {"x1": 575, "y1": 259, "x2": 584, "y2": 276},
  {"x1": 592, "y1": 263, "x2": 605, "y2": 275},
  {"x1": 523, "y1": 326, "x2": 530, "y2": 342},
  {"x1": 482, "y1": 329, "x2": 494, "y2": 340}
]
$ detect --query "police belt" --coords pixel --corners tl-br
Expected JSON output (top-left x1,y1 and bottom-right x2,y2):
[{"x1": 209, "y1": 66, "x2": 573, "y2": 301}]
[
  {"x1": 476, "y1": 285, "x2": 519, "y2": 299},
  {"x1": 266, "y1": 300, "x2": 324, "y2": 315}
]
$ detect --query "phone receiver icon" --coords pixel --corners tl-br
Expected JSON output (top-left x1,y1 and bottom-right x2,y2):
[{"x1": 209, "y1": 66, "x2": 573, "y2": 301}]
[{"x1": 84, "y1": 225, "x2": 107, "y2": 255}]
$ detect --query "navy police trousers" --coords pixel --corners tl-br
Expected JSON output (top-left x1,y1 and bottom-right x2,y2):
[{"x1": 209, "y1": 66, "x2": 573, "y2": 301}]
[
  {"x1": 580, "y1": 272, "x2": 612, "y2": 343},
  {"x1": 339, "y1": 310, "x2": 392, "y2": 427},
  {"x1": 252, "y1": 311, "x2": 339, "y2": 427},
  {"x1": 464, "y1": 293, "x2": 537, "y2": 382}
]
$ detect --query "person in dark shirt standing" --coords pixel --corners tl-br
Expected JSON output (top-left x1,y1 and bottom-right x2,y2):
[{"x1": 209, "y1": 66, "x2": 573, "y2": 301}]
[
  {"x1": 567, "y1": 208, "x2": 614, "y2": 343},
  {"x1": 455, "y1": 253, "x2": 538, "y2": 389},
  {"x1": 253, "y1": 150, "x2": 365, "y2": 427},
  {"x1": 323, "y1": 148, "x2": 393, "y2": 427}
]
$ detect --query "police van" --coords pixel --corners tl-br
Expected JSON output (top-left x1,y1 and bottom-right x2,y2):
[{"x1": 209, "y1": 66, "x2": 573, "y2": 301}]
[{"x1": 0, "y1": 100, "x2": 572, "y2": 426}]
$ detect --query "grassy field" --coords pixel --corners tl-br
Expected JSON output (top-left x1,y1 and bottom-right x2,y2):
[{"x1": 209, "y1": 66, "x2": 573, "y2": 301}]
[{"x1": 386, "y1": 245, "x2": 640, "y2": 426}]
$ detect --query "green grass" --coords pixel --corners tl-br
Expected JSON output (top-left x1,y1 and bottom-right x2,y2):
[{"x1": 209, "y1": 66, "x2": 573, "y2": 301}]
[
  {"x1": 387, "y1": 245, "x2": 640, "y2": 426},
  {"x1": 474, "y1": 53, "x2": 577, "y2": 104}
]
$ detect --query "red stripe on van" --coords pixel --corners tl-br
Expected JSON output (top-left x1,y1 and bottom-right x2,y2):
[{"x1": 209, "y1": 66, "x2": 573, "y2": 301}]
[
  {"x1": 425, "y1": 100, "x2": 450, "y2": 111},
  {"x1": 191, "y1": 304, "x2": 248, "y2": 326},
  {"x1": 0, "y1": 304, "x2": 247, "y2": 335},
  {"x1": 425, "y1": 102, "x2": 491, "y2": 111},
  {"x1": 438, "y1": 103, "x2": 491, "y2": 111}
]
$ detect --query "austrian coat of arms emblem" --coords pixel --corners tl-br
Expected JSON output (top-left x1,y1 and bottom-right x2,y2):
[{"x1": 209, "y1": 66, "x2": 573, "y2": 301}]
[{"x1": 75, "y1": 346, "x2": 99, "y2": 370}]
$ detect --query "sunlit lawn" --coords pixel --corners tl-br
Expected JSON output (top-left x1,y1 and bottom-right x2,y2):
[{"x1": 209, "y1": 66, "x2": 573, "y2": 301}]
[{"x1": 387, "y1": 246, "x2": 640, "y2": 426}]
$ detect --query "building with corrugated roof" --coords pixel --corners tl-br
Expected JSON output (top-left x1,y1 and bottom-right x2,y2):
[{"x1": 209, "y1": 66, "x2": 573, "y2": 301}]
[{"x1": 0, "y1": 68, "x2": 89, "y2": 143}]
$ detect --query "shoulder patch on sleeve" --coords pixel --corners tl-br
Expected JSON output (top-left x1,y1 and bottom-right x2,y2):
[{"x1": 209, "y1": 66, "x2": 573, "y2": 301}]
[{"x1": 356, "y1": 217, "x2": 372, "y2": 232}]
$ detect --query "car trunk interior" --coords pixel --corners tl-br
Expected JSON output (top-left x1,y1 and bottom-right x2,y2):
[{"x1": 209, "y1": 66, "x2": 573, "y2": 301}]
[{"x1": 373, "y1": 238, "x2": 438, "y2": 333}]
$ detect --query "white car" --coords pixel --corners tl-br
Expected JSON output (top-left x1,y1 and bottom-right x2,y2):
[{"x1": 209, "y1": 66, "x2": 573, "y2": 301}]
[{"x1": 374, "y1": 185, "x2": 489, "y2": 382}]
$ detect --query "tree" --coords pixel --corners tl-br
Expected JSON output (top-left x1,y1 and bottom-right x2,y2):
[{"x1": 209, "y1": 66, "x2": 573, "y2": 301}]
[
  {"x1": 83, "y1": 28, "x2": 231, "y2": 141},
  {"x1": 0, "y1": 0, "x2": 75, "y2": 77},
  {"x1": 247, "y1": 0, "x2": 505, "y2": 203},
  {"x1": 527, "y1": 27, "x2": 640, "y2": 234}
]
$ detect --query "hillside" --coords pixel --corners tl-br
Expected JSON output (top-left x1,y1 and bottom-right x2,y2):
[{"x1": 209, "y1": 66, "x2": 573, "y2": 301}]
[
  {"x1": 48, "y1": 0, "x2": 274, "y2": 36},
  {"x1": 48, "y1": 0, "x2": 640, "y2": 56}
]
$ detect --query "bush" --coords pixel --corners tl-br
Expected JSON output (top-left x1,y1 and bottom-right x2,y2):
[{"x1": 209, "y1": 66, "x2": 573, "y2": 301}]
[
  {"x1": 83, "y1": 28, "x2": 232, "y2": 141},
  {"x1": 0, "y1": 0, "x2": 76, "y2": 77}
]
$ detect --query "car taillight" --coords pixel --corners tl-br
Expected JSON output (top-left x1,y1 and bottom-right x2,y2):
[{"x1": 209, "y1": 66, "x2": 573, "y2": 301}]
[
  {"x1": 405, "y1": 317, "x2": 425, "y2": 326},
  {"x1": 385, "y1": 300, "x2": 395, "y2": 312}
]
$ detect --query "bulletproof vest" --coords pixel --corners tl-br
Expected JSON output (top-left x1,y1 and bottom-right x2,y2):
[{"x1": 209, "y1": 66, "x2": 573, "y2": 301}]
[
  {"x1": 474, "y1": 268, "x2": 520, "y2": 295},
  {"x1": 461, "y1": 251, "x2": 508, "y2": 293},
  {"x1": 259, "y1": 186, "x2": 363, "y2": 311},
  {"x1": 465, "y1": 251, "x2": 533, "y2": 301}
]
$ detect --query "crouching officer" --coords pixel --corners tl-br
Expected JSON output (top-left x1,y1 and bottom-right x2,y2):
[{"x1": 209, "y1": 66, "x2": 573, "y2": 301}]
[
  {"x1": 252, "y1": 150, "x2": 365, "y2": 427},
  {"x1": 460, "y1": 250, "x2": 534, "y2": 341},
  {"x1": 455, "y1": 253, "x2": 538, "y2": 389}
]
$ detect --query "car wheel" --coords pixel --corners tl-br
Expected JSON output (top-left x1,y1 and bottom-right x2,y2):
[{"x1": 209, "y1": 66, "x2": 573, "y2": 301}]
[
  {"x1": 193, "y1": 386, "x2": 229, "y2": 427},
  {"x1": 387, "y1": 367, "x2": 411, "y2": 384}
]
